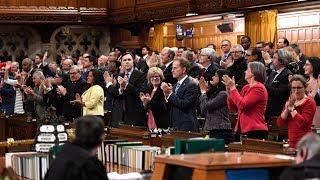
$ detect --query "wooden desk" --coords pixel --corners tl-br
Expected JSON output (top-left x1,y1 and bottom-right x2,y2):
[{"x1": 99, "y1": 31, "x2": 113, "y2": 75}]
[
  {"x1": 106, "y1": 125, "x2": 206, "y2": 148},
  {"x1": 228, "y1": 138, "x2": 296, "y2": 156},
  {"x1": 152, "y1": 152, "x2": 294, "y2": 180},
  {"x1": 160, "y1": 131, "x2": 205, "y2": 147},
  {"x1": 5, "y1": 114, "x2": 37, "y2": 140},
  {"x1": 106, "y1": 125, "x2": 161, "y2": 146}
]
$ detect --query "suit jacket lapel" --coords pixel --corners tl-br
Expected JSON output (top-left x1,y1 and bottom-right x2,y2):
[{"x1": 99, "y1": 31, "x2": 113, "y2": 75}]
[{"x1": 176, "y1": 77, "x2": 189, "y2": 95}]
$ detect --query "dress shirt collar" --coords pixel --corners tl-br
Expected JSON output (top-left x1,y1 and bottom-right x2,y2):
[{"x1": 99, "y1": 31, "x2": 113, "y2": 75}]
[
  {"x1": 165, "y1": 61, "x2": 173, "y2": 69},
  {"x1": 177, "y1": 75, "x2": 188, "y2": 85}
]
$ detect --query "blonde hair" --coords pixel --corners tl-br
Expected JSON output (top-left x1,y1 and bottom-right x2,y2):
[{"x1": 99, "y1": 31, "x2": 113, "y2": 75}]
[
  {"x1": 148, "y1": 54, "x2": 162, "y2": 68},
  {"x1": 146, "y1": 67, "x2": 164, "y2": 84}
]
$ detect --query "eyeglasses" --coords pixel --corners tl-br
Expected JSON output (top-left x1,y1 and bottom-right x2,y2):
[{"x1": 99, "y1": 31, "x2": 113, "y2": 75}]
[
  {"x1": 291, "y1": 86, "x2": 304, "y2": 90},
  {"x1": 245, "y1": 54, "x2": 253, "y2": 56}
]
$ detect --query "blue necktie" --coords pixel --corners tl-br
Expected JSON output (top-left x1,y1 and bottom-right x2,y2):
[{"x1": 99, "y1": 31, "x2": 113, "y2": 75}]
[{"x1": 175, "y1": 83, "x2": 181, "y2": 94}]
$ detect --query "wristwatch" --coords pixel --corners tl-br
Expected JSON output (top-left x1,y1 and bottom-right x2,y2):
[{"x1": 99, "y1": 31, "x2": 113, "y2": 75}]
[{"x1": 288, "y1": 106, "x2": 295, "y2": 112}]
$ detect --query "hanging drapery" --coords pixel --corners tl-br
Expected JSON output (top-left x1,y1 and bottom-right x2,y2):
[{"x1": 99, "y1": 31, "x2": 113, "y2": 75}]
[
  {"x1": 245, "y1": 10, "x2": 278, "y2": 46},
  {"x1": 152, "y1": 23, "x2": 164, "y2": 52}
]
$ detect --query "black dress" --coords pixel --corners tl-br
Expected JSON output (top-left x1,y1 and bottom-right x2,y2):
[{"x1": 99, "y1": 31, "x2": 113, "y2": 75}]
[{"x1": 45, "y1": 142, "x2": 108, "y2": 180}]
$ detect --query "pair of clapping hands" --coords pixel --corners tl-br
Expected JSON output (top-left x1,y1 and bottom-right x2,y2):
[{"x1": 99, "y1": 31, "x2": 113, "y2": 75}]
[
  {"x1": 70, "y1": 93, "x2": 83, "y2": 106},
  {"x1": 103, "y1": 71, "x2": 128, "y2": 90}
]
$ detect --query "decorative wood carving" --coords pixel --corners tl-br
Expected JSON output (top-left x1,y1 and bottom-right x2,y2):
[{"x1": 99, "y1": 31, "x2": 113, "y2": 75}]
[{"x1": 0, "y1": 0, "x2": 309, "y2": 24}]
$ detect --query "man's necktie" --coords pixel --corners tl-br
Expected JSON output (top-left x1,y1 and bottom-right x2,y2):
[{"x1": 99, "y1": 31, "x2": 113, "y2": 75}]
[{"x1": 175, "y1": 83, "x2": 181, "y2": 94}]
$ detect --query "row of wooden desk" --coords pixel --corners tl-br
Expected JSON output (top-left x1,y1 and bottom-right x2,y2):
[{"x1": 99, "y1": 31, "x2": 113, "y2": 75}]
[{"x1": 0, "y1": 116, "x2": 297, "y2": 180}]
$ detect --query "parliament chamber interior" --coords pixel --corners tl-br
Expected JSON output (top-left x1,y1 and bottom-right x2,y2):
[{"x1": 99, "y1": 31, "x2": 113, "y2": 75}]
[{"x1": 1, "y1": 0, "x2": 320, "y2": 179}]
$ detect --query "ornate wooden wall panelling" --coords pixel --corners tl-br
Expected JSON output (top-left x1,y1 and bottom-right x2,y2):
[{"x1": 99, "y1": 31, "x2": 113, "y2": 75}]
[
  {"x1": 278, "y1": 10, "x2": 320, "y2": 57},
  {"x1": 147, "y1": 19, "x2": 244, "y2": 55}
]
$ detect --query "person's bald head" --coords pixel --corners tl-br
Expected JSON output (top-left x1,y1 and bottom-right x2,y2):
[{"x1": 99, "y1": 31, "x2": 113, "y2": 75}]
[{"x1": 22, "y1": 58, "x2": 33, "y2": 72}]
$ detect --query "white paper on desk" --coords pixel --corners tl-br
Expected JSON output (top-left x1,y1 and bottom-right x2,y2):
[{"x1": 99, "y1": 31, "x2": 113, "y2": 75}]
[{"x1": 107, "y1": 172, "x2": 142, "y2": 180}]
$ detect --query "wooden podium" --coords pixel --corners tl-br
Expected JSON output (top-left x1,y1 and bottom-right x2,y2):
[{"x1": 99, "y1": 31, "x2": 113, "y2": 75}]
[{"x1": 152, "y1": 152, "x2": 294, "y2": 180}]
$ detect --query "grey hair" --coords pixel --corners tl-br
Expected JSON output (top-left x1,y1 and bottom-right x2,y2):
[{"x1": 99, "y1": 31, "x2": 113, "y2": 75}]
[
  {"x1": 33, "y1": 70, "x2": 45, "y2": 80},
  {"x1": 248, "y1": 61, "x2": 266, "y2": 83},
  {"x1": 231, "y1": 44, "x2": 245, "y2": 53},
  {"x1": 201, "y1": 48, "x2": 216, "y2": 62},
  {"x1": 64, "y1": 58, "x2": 74, "y2": 66},
  {"x1": 70, "y1": 65, "x2": 81, "y2": 73},
  {"x1": 297, "y1": 133, "x2": 320, "y2": 160},
  {"x1": 276, "y1": 48, "x2": 292, "y2": 66}
]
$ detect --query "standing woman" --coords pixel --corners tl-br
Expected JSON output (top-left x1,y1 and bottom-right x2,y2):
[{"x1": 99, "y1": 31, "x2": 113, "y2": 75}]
[
  {"x1": 223, "y1": 61, "x2": 268, "y2": 140},
  {"x1": 277, "y1": 75, "x2": 316, "y2": 148},
  {"x1": 140, "y1": 67, "x2": 170, "y2": 129},
  {"x1": 303, "y1": 57, "x2": 320, "y2": 98},
  {"x1": 199, "y1": 69, "x2": 233, "y2": 144},
  {"x1": 71, "y1": 69, "x2": 105, "y2": 117}
]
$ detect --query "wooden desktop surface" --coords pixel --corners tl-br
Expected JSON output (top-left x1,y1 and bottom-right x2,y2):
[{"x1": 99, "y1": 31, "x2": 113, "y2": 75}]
[{"x1": 154, "y1": 152, "x2": 295, "y2": 170}]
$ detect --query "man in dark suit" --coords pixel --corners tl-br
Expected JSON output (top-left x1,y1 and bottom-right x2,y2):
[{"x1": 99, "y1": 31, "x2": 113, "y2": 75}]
[
  {"x1": 186, "y1": 50, "x2": 201, "y2": 78},
  {"x1": 227, "y1": 45, "x2": 247, "y2": 91},
  {"x1": 161, "y1": 57, "x2": 199, "y2": 132},
  {"x1": 198, "y1": 48, "x2": 219, "y2": 81},
  {"x1": 33, "y1": 53, "x2": 53, "y2": 77},
  {"x1": 105, "y1": 52, "x2": 147, "y2": 127},
  {"x1": 56, "y1": 65, "x2": 87, "y2": 122},
  {"x1": 280, "y1": 133, "x2": 320, "y2": 180},
  {"x1": 21, "y1": 58, "x2": 36, "y2": 120},
  {"x1": 161, "y1": 47, "x2": 177, "y2": 85},
  {"x1": 216, "y1": 39, "x2": 231, "y2": 65},
  {"x1": 265, "y1": 48, "x2": 292, "y2": 121}
]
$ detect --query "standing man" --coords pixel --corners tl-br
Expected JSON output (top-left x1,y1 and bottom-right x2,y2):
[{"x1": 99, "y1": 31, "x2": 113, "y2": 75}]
[
  {"x1": 161, "y1": 47, "x2": 177, "y2": 85},
  {"x1": 277, "y1": 37, "x2": 290, "y2": 49},
  {"x1": 240, "y1": 36, "x2": 251, "y2": 53},
  {"x1": 265, "y1": 49, "x2": 292, "y2": 122},
  {"x1": 57, "y1": 66, "x2": 87, "y2": 122},
  {"x1": 105, "y1": 52, "x2": 147, "y2": 126},
  {"x1": 161, "y1": 57, "x2": 199, "y2": 132},
  {"x1": 199, "y1": 48, "x2": 219, "y2": 81},
  {"x1": 217, "y1": 39, "x2": 231, "y2": 65}
]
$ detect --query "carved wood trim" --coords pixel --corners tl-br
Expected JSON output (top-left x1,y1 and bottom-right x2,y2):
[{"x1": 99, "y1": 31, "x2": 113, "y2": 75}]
[{"x1": 0, "y1": 0, "x2": 309, "y2": 24}]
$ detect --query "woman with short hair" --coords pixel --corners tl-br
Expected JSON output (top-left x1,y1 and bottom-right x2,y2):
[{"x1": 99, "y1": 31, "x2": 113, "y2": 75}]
[
  {"x1": 140, "y1": 67, "x2": 169, "y2": 129},
  {"x1": 223, "y1": 61, "x2": 268, "y2": 140},
  {"x1": 277, "y1": 75, "x2": 316, "y2": 148}
]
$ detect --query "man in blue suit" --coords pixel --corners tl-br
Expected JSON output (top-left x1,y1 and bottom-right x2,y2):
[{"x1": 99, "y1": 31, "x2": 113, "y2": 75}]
[{"x1": 161, "y1": 57, "x2": 199, "y2": 132}]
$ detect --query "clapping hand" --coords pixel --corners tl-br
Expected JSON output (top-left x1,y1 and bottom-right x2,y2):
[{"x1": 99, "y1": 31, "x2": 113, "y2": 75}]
[
  {"x1": 118, "y1": 76, "x2": 128, "y2": 90},
  {"x1": 56, "y1": 85, "x2": 67, "y2": 96},
  {"x1": 199, "y1": 77, "x2": 208, "y2": 93},
  {"x1": 140, "y1": 92, "x2": 151, "y2": 106},
  {"x1": 70, "y1": 93, "x2": 83, "y2": 106},
  {"x1": 24, "y1": 87, "x2": 35, "y2": 96},
  {"x1": 222, "y1": 75, "x2": 236, "y2": 91},
  {"x1": 161, "y1": 82, "x2": 173, "y2": 97},
  {"x1": 103, "y1": 71, "x2": 113, "y2": 84},
  {"x1": 262, "y1": 51, "x2": 272, "y2": 65}
]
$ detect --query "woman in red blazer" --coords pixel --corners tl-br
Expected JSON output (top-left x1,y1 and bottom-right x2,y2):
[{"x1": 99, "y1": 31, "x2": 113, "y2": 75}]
[
  {"x1": 277, "y1": 75, "x2": 316, "y2": 148},
  {"x1": 223, "y1": 61, "x2": 268, "y2": 141}
]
